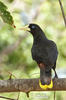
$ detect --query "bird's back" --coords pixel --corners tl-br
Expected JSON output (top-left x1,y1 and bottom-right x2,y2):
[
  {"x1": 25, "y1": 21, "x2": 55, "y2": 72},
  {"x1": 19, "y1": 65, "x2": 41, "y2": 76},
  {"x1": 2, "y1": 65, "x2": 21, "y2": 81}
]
[{"x1": 31, "y1": 38, "x2": 58, "y2": 68}]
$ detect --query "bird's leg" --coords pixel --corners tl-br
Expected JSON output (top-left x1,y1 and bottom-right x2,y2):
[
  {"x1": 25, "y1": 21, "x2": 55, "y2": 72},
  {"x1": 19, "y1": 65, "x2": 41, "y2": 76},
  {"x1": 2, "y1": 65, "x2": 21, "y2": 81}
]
[
  {"x1": 52, "y1": 62, "x2": 58, "y2": 79},
  {"x1": 54, "y1": 70, "x2": 58, "y2": 78}
]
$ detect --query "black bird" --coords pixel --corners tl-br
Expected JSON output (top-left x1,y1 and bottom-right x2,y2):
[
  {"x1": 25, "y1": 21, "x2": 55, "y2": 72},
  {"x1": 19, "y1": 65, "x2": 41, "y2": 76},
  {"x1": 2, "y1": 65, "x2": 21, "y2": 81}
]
[{"x1": 21, "y1": 23, "x2": 58, "y2": 89}]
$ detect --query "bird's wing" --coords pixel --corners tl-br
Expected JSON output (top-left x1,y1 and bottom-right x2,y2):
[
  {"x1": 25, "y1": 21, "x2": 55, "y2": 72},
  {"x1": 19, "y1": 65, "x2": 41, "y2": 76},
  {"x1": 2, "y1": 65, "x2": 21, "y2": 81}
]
[{"x1": 46, "y1": 41, "x2": 58, "y2": 66}]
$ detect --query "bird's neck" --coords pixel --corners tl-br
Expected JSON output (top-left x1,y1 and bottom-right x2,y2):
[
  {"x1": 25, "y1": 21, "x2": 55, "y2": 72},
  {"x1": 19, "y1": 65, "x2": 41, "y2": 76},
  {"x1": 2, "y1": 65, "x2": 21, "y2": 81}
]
[{"x1": 33, "y1": 31, "x2": 47, "y2": 42}]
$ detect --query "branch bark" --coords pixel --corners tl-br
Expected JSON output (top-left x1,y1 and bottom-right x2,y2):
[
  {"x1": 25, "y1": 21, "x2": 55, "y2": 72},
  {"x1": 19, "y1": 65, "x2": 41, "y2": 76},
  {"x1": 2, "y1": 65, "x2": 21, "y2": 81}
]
[{"x1": 0, "y1": 78, "x2": 66, "y2": 93}]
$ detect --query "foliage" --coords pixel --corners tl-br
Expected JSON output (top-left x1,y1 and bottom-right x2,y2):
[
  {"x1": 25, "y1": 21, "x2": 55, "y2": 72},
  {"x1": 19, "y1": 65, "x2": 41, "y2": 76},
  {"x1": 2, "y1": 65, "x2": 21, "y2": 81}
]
[{"x1": 0, "y1": 1, "x2": 14, "y2": 26}]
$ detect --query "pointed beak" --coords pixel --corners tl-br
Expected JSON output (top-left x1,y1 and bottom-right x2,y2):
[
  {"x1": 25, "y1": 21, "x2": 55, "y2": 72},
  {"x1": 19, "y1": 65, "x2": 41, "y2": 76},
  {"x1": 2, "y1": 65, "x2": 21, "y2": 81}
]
[{"x1": 19, "y1": 25, "x2": 30, "y2": 31}]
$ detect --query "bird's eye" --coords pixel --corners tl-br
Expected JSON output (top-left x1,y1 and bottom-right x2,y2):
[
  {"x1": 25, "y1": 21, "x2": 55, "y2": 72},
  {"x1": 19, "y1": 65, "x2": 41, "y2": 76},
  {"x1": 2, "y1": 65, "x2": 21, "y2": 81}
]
[{"x1": 31, "y1": 25, "x2": 35, "y2": 29}]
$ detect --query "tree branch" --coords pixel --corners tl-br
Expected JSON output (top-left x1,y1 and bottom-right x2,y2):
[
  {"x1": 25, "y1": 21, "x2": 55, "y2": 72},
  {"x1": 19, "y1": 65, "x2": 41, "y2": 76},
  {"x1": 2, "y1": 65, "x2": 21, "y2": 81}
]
[
  {"x1": 58, "y1": 0, "x2": 66, "y2": 26},
  {"x1": 0, "y1": 78, "x2": 66, "y2": 93}
]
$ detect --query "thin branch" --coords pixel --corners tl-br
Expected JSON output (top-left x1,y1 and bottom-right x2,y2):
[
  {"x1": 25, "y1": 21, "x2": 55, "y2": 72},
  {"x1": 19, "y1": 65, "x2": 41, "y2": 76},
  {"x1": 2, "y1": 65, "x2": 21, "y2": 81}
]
[
  {"x1": 54, "y1": 91, "x2": 56, "y2": 100},
  {"x1": 0, "y1": 96, "x2": 16, "y2": 100},
  {"x1": 58, "y1": 0, "x2": 66, "y2": 26},
  {"x1": 0, "y1": 78, "x2": 66, "y2": 93}
]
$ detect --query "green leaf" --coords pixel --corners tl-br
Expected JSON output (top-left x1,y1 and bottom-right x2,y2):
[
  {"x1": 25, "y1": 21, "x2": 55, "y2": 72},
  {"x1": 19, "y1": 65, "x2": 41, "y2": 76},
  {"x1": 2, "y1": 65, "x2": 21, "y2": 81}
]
[
  {"x1": 0, "y1": 1, "x2": 7, "y2": 10},
  {"x1": 0, "y1": 1, "x2": 15, "y2": 27}
]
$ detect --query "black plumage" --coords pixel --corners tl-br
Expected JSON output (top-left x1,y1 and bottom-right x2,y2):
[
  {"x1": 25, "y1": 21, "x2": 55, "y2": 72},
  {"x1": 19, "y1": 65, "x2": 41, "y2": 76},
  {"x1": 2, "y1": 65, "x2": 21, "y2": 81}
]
[{"x1": 28, "y1": 24, "x2": 58, "y2": 86}]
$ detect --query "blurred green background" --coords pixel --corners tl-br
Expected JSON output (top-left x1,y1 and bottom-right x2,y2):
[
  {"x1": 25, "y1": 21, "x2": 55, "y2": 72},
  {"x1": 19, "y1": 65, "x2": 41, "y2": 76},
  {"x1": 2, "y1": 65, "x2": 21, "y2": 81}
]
[{"x1": 0, "y1": 0, "x2": 66, "y2": 100}]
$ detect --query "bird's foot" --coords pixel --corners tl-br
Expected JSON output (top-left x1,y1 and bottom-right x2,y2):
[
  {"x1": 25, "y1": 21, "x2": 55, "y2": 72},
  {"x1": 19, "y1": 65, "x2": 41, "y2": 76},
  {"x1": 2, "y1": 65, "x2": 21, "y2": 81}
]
[{"x1": 39, "y1": 79, "x2": 53, "y2": 90}]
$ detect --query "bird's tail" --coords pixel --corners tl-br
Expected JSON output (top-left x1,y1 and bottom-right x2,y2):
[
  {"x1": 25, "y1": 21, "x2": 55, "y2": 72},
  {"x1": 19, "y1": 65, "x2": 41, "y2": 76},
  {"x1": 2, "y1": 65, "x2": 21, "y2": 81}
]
[{"x1": 39, "y1": 68, "x2": 53, "y2": 90}]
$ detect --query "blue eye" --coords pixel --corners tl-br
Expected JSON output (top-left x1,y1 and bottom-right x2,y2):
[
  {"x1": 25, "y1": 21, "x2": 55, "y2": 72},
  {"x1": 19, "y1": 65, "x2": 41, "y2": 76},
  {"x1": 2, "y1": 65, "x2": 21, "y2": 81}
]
[{"x1": 32, "y1": 25, "x2": 35, "y2": 29}]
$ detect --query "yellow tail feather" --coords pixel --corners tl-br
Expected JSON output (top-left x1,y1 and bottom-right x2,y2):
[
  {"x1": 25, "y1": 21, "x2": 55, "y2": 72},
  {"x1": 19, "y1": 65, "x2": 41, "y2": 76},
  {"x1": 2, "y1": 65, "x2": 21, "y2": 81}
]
[{"x1": 39, "y1": 79, "x2": 53, "y2": 90}]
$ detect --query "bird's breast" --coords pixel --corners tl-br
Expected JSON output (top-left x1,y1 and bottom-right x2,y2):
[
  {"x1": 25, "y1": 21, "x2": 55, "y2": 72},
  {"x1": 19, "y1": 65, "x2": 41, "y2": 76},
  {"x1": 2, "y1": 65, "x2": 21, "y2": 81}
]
[
  {"x1": 31, "y1": 40, "x2": 58, "y2": 67},
  {"x1": 31, "y1": 44, "x2": 47, "y2": 63}
]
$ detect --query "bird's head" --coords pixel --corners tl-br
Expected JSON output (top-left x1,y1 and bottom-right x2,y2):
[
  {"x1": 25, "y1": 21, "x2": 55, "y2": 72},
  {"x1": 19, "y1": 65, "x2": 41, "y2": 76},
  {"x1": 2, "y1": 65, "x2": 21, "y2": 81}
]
[
  {"x1": 20, "y1": 23, "x2": 44, "y2": 36},
  {"x1": 28, "y1": 24, "x2": 42, "y2": 34}
]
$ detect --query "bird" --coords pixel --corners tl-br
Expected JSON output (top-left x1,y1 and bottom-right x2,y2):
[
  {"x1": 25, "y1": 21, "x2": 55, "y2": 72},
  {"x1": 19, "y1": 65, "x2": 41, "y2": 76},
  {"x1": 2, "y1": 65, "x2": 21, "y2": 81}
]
[{"x1": 20, "y1": 23, "x2": 58, "y2": 90}]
